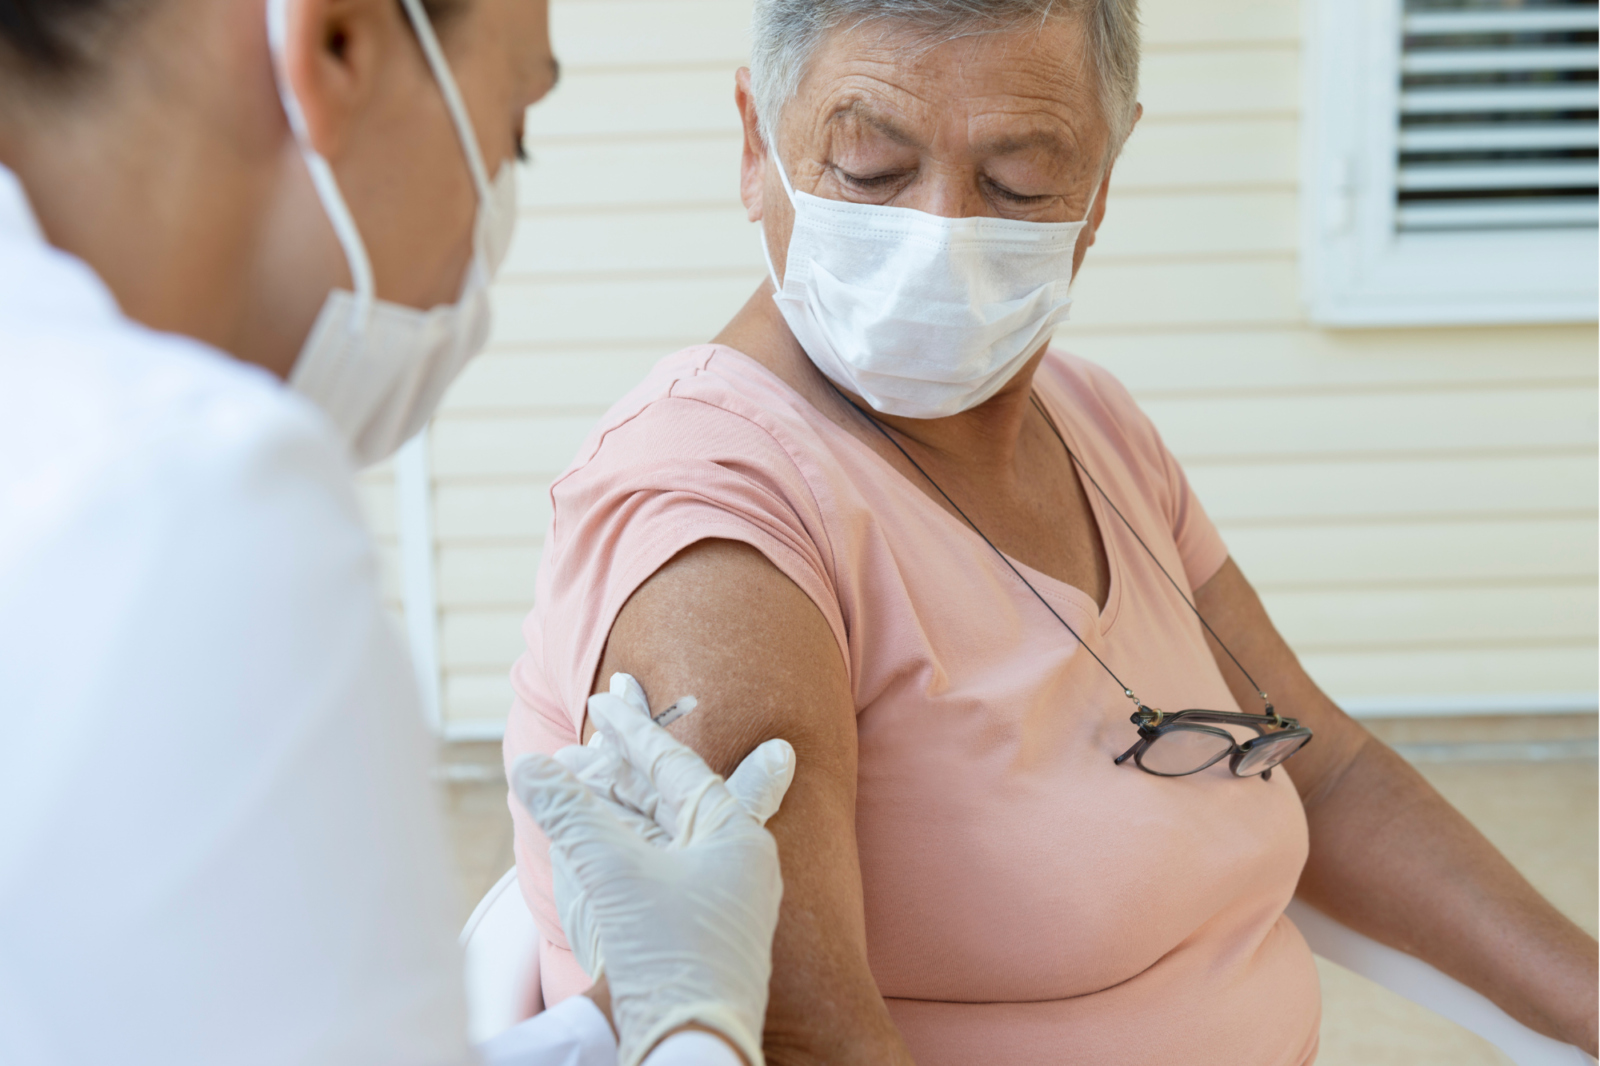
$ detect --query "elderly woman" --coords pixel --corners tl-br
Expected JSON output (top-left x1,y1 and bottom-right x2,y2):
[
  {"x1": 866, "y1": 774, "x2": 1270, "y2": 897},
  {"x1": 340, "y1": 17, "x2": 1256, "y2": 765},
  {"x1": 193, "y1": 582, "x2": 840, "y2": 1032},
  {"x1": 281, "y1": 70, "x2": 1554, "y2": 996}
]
[{"x1": 505, "y1": 1, "x2": 1599, "y2": 1062}]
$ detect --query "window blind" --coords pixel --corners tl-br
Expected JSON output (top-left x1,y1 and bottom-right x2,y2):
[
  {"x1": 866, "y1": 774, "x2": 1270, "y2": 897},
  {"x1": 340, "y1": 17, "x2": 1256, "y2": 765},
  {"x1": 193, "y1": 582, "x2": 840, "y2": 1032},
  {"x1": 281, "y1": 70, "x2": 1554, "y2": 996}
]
[{"x1": 1397, "y1": 0, "x2": 1599, "y2": 232}]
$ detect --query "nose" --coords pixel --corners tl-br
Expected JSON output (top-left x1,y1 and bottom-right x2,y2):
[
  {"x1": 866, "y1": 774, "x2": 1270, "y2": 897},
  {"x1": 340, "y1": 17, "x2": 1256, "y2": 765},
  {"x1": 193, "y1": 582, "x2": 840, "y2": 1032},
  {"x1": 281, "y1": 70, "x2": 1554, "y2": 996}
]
[{"x1": 899, "y1": 161, "x2": 995, "y2": 220}]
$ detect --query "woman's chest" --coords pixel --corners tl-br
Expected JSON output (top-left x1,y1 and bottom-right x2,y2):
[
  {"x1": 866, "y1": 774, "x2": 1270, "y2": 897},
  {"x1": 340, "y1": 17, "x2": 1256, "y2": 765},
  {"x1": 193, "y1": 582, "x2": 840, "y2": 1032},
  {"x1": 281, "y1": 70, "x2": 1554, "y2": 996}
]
[{"x1": 834, "y1": 534, "x2": 1308, "y2": 1003}]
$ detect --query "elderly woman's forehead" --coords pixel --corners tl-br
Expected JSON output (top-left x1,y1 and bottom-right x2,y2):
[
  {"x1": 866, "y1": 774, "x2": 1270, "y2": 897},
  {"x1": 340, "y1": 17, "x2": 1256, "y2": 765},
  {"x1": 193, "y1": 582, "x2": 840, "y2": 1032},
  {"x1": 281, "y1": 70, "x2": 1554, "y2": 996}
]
[{"x1": 799, "y1": 18, "x2": 1102, "y2": 126}]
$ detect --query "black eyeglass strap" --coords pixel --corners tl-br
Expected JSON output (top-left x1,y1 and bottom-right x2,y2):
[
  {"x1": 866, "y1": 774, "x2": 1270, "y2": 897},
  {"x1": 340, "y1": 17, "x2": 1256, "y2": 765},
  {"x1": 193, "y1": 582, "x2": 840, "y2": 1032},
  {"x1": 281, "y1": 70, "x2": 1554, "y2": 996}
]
[
  {"x1": 1027, "y1": 392, "x2": 1277, "y2": 721},
  {"x1": 826, "y1": 379, "x2": 1150, "y2": 715}
]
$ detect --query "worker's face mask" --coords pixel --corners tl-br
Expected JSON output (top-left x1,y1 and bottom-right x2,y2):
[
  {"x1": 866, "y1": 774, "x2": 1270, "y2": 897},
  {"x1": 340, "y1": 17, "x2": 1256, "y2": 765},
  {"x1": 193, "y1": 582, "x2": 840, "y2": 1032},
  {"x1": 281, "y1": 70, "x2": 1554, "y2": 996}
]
[
  {"x1": 267, "y1": 0, "x2": 517, "y2": 467},
  {"x1": 763, "y1": 150, "x2": 1097, "y2": 420}
]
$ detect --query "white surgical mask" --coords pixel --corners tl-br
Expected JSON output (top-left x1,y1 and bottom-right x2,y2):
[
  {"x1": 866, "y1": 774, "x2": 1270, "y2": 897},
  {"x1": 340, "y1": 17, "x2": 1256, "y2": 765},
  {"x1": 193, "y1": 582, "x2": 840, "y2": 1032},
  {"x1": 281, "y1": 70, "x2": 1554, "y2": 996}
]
[
  {"x1": 763, "y1": 151, "x2": 1097, "y2": 419},
  {"x1": 267, "y1": 0, "x2": 518, "y2": 466}
]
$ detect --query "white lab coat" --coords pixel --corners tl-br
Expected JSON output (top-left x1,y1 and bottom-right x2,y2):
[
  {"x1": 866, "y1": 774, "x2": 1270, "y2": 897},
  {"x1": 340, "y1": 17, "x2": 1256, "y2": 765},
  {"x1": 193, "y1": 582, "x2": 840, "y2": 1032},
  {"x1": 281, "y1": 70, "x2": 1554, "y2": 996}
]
[{"x1": 0, "y1": 166, "x2": 736, "y2": 1066}]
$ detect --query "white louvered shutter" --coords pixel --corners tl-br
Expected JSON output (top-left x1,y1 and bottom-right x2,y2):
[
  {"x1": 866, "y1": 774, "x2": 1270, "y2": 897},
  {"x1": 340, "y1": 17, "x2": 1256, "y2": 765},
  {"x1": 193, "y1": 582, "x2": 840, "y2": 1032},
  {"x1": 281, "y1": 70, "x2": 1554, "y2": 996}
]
[{"x1": 1304, "y1": 0, "x2": 1599, "y2": 324}]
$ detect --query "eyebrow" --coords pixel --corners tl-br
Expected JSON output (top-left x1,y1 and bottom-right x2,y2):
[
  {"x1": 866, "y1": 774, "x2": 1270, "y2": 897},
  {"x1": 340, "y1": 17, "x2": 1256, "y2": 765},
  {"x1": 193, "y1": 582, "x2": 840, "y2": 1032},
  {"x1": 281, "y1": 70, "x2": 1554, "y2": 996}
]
[
  {"x1": 827, "y1": 100, "x2": 925, "y2": 149},
  {"x1": 977, "y1": 129, "x2": 1071, "y2": 159},
  {"x1": 827, "y1": 100, "x2": 1074, "y2": 161}
]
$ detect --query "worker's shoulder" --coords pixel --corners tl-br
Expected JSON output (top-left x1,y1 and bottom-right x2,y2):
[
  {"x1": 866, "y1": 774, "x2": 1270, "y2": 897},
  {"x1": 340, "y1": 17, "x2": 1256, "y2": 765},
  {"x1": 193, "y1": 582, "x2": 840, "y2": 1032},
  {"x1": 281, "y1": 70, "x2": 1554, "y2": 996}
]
[{"x1": 0, "y1": 313, "x2": 360, "y2": 552}]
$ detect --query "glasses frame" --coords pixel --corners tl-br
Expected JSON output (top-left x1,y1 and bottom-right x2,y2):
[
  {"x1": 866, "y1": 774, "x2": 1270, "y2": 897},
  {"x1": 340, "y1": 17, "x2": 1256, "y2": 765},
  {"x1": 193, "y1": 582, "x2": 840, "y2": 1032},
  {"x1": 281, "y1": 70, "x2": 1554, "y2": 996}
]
[{"x1": 1113, "y1": 707, "x2": 1313, "y2": 782}]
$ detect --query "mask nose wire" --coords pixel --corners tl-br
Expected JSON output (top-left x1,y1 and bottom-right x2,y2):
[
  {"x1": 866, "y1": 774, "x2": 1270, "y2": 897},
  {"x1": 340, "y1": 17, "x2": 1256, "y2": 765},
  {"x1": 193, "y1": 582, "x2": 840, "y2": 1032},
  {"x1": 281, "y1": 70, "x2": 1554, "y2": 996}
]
[{"x1": 397, "y1": 0, "x2": 494, "y2": 206}]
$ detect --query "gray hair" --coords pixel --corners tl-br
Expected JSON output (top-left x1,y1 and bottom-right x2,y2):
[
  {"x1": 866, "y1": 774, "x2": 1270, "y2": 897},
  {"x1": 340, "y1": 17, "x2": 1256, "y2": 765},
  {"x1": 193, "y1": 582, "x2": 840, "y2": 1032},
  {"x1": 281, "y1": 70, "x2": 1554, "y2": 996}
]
[{"x1": 749, "y1": 0, "x2": 1141, "y2": 164}]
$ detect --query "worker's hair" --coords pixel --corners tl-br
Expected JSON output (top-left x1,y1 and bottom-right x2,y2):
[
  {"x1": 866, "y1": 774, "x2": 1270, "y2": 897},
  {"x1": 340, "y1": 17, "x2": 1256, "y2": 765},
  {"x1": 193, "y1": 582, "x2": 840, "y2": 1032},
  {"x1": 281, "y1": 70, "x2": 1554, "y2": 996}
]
[
  {"x1": 0, "y1": 0, "x2": 465, "y2": 86},
  {"x1": 0, "y1": 0, "x2": 147, "y2": 79},
  {"x1": 749, "y1": 0, "x2": 1141, "y2": 163}
]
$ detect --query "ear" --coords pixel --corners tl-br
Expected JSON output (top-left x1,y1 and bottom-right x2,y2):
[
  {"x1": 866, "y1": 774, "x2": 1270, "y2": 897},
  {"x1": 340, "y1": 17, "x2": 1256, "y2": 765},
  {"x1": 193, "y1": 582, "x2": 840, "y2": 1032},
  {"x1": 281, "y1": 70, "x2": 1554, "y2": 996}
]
[
  {"x1": 280, "y1": 0, "x2": 392, "y2": 160},
  {"x1": 735, "y1": 67, "x2": 767, "y2": 223}
]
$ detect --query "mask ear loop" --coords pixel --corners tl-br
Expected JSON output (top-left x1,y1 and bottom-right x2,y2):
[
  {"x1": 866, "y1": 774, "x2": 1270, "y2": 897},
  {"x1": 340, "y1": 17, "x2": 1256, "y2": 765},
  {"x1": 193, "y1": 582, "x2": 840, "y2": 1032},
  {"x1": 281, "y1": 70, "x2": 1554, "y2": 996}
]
[
  {"x1": 758, "y1": 142, "x2": 799, "y2": 293},
  {"x1": 266, "y1": 0, "x2": 375, "y2": 319},
  {"x1": 396, "y1": 0, "x2": 495, "y2": 207}
]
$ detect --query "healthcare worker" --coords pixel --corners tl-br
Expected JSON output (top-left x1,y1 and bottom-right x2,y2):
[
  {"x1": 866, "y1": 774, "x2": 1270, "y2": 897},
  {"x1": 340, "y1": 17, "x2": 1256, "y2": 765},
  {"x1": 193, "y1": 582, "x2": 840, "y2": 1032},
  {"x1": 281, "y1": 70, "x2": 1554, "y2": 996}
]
[{"x1": 0, "y1": 1, "x2": 790, "y2": 1064}]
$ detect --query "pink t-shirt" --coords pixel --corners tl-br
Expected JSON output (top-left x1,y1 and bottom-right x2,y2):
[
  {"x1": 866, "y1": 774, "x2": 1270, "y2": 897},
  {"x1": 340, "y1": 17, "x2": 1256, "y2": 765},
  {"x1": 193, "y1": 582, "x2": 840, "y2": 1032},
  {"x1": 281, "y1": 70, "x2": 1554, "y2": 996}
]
[{"x1": 505, "y1": 345, "x2": 1320, "y2": 1065}]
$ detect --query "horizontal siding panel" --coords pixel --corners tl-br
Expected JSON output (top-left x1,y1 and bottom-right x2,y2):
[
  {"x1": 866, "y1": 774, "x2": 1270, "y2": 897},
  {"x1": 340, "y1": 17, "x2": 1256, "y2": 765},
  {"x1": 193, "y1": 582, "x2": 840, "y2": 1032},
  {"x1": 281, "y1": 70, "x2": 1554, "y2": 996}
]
[
  {"x1": 1068, "y1": 257, "x2": 1303, "y2": 329},
  {"x1": 443, "y1": 609, "x2": 531, "y2": 671},
  {"x1": 435, "y1": 483, "x2": 554, "y2": 541},
  {"x1": 1303, "y1": 646, "x2": 1598, "y2": 701},
  {"x1": 551, "y1": 0, "x2": 749, "y2": 68},
  {"x1": 1261, "y1": 583, "x2": 1596, "y2": 651},
  {"x1": 1113, "y1": 119, "x2": 1297, "y2": 190},
  {"x1": 524, "y1": 70, "x2": 738, "y2": 141},
  {"x1": 1073, "y1": 325, "x2": 1599, "y2": 395},
  {"x1": 1141, "y1": 384, "x2": 1596, "y2": 461},
  {"x1": 444, "y1": 671, "x2": 519, "y2": 726},
  {"x1": 490, "y1": 274, "x2": 763, "y2": 346},
  {"x1": 1094, "y1": 190, "x2": 1298, "y2": 258},
  {"x1": 439, "y1": 543, "x2": 543, "y2": 607},
  {"x1": 1227, "y1": 517, "x2": 1598, "y2": 587},
  {"x1": 1141, "y1": 0, "x2": 1300, "y2": 46},
  {"x1": 1190, "y1": 454, "x2": 1597, "y2": 523},
  {"x1": 432, "y1": 415, "x2": 600, "y2": 479},
  {"x1": 442, "y1": 350, "x2": 666, "y2": 413},
  {"x1": 1139, "y1": 48, "x2": 1298, "y2": 120},
  {"x1": 506, "y1": 205, "x2": 758, "y2": 277},
  {"x1": 517, "y1": 136, "x2": 744, "y2": 212}
]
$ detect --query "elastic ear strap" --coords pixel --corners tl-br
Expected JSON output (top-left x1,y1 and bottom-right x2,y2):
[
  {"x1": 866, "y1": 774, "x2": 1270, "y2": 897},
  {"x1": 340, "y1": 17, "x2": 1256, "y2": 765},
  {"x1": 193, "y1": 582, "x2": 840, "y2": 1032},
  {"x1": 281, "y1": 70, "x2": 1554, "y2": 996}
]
[
  {"x1": 757, "y1": 221, "x2": 782, "y2": 291},
  {"x1": 266, "y1": 0, "x2": 375, "y2": 313},
  {"x1": 769, "y1": 142, "x2": 798, "y2": 202},
  {"x1": 760, "y1": 143, "x2": 798, "y2": 291},
  {"x1": 397, "y1": 0, "x2": 494, "y2": 203},
  {"x1": 1082, "y1": 169, "x2": 1106, "y2": 223}
]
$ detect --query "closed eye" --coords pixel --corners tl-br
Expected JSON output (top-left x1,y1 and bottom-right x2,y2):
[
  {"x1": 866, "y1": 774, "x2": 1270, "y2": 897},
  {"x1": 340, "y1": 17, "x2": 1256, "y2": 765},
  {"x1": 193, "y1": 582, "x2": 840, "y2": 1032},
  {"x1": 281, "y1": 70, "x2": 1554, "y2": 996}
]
[
  {"x1": 984, "y1": 179, "x2": 1051, "y2": 204},
  {"x1": 834, "y1": 167, "x2": 911, "y2": 191}
]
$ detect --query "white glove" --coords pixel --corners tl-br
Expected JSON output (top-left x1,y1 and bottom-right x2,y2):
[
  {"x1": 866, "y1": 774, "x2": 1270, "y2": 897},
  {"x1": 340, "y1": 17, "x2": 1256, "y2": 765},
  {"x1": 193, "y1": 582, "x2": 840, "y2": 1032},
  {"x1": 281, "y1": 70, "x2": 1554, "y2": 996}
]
[
  {"x1": 549, "y1": 674, "x2": 794, "y2": 979},
  {"x1": 512, "y1": 682, "x2": 795, "y2": 1066}
]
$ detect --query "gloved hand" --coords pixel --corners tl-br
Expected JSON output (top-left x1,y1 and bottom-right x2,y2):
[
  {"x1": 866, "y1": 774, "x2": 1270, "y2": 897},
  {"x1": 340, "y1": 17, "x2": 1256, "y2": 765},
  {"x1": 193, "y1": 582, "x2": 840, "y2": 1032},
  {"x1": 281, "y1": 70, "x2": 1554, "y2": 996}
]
[
  {"x1": 512, "y1": 679, "x2": 795, "y2": 1066},
  {"x1": 548, "y1": 674, "x2": 794, "y2": 980}
]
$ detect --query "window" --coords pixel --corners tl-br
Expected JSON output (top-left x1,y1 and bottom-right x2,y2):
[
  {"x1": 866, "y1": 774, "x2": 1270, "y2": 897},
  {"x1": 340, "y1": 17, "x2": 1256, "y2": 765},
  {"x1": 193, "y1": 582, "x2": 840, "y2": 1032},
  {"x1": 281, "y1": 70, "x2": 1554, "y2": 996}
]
[{"x1": 1303, "y1": 0, "x2": 1599, "y2": 325}]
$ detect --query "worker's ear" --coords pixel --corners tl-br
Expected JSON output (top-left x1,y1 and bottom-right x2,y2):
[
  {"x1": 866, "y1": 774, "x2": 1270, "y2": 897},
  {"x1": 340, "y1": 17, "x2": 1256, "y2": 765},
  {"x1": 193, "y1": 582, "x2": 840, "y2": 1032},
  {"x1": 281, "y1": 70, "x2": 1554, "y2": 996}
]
[{"x1": 278, "y1": 0, "x2": 397, "y2": 161}]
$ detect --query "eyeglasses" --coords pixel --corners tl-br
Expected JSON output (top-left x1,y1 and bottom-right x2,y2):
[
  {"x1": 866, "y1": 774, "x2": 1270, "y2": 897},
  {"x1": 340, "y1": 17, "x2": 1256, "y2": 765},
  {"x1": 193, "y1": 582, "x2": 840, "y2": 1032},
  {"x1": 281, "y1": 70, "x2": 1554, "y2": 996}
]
[{"x1": 1114, "y1": 707, "x2": 1313, "y2": 781}]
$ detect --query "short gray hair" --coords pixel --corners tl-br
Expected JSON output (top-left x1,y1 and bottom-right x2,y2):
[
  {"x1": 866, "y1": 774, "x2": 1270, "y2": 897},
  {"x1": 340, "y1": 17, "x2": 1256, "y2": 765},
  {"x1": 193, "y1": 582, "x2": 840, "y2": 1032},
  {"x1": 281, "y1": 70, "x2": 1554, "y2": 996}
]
[{"x1": 749, "y1": 0, "x2": 1141, "y2": 164}]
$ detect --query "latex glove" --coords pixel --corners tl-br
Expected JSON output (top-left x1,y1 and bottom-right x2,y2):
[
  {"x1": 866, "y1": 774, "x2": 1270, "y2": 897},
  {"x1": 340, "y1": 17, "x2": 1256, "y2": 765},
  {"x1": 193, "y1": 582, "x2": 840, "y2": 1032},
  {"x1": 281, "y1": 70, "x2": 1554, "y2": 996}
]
[
  {"x1": 549, "y1": 674, "x2": 794, "y2": 978},
  {"x1": 512, "y1": 688, "x2": 795, "y2": 1066}
]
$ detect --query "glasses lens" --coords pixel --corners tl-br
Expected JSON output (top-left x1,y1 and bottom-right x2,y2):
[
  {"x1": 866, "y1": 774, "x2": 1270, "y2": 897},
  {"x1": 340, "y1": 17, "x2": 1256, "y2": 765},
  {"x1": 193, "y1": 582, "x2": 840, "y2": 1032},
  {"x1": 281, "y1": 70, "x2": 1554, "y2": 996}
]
[
  {"x1": 1140, "y1": 726, "x2": 1234, "y2": 776},
  {"x1": 1235, "y1": 733, "x2": 1310, "y2": 776}
]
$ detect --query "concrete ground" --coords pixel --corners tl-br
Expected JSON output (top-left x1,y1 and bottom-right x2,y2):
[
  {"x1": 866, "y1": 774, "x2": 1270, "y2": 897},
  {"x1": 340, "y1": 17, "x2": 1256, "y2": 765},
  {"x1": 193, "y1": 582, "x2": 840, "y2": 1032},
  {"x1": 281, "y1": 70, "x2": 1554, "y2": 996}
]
[{"x1": 439, "y1": 714, "x2": 1598, "y2": 1063}]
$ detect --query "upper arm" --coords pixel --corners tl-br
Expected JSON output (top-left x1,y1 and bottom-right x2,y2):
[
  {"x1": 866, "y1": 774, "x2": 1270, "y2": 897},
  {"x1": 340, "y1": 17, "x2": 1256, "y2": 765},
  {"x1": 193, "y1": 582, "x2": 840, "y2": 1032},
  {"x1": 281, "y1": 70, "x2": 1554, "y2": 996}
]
[{"x1": 591, "y1": 539, "x2": 913, "y2": 1065}]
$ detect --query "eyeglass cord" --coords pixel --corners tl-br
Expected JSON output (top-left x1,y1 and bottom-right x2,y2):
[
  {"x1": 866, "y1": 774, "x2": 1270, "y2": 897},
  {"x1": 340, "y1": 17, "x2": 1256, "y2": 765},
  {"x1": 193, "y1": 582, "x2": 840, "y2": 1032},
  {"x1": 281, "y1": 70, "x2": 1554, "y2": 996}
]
[{"x1": 825, "y1": 378, "x2": 1274, "y2": 719}]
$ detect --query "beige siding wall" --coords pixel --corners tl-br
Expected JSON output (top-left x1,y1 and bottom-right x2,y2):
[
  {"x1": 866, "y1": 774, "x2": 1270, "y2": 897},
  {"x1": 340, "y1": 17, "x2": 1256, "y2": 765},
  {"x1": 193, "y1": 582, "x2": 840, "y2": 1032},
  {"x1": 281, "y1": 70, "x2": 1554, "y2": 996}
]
[{"x1": 363, "y1": 0, "x2": 1598, "y2": 736}]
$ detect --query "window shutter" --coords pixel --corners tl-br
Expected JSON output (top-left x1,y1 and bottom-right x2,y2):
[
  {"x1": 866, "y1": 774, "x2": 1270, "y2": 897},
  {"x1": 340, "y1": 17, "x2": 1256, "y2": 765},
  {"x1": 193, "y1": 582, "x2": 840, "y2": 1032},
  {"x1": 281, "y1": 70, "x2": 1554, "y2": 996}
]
[
  {"x1": 1398, "y1": 2, "x2": 1599, "y2": 233},
  {"x1": 1303, "y1": 0, "x2": 1599, "y2": 325}
]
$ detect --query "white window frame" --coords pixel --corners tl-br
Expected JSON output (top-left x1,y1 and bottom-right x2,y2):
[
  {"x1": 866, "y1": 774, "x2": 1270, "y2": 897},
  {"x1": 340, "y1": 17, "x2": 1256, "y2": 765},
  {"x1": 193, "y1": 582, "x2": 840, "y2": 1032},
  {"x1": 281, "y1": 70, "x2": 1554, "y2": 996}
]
[{"x1": 1301, "y1": 0, "x2": 1599, "y2": 327}]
